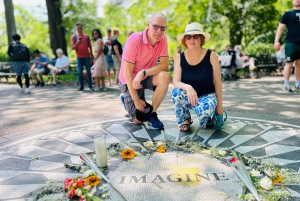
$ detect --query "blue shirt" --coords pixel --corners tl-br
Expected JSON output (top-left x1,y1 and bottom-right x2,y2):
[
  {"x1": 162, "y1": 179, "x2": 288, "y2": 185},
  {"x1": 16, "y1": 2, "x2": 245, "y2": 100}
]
[{"x1": 35, "y1": 54, "x2": 48, "y2": 69}]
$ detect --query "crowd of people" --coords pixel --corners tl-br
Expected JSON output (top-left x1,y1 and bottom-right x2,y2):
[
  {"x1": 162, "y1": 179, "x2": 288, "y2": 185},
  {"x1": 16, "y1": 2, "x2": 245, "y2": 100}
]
[{"x1": 6, "y1": 0, "x2": 300, "y2": 131}]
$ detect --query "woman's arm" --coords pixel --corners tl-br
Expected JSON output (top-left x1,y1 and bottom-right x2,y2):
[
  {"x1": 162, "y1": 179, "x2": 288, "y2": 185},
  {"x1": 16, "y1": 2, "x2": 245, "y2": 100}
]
[
  {"x1": 94, "y1": 40, "x2": 102, "y2": 60},
  {"x1": 172, "y1": 53, "x2": 198, "y2": 106},
  {"x1": 211, "y1": 51, "x2": 223, "y2": 114}
]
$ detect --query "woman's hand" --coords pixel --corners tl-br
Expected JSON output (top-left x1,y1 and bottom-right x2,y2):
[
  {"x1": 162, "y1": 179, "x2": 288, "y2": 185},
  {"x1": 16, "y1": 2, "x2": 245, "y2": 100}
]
[
  {"x1": 187, "y1": 85, "x2": 198, "y2": 106},
  {"x1": 215, "y1": 104, "x2": 223, "y2": 115}
]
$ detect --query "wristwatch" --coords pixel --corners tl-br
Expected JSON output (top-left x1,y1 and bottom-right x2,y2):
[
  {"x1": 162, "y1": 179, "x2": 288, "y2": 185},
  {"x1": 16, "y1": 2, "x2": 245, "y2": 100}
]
[{"x1": 142, "y1": 69, "x2": 146, "y2": 76}]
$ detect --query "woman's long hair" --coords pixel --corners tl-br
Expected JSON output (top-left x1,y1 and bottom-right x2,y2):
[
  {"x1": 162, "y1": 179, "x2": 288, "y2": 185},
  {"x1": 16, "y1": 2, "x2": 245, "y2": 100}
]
[{"x1": 92, "y1": 29, "x2": 102, "y2": 41}]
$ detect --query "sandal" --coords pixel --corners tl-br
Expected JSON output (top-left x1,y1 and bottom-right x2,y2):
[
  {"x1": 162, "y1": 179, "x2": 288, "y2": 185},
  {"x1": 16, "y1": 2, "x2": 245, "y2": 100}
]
[{"x1": 179, "y1": 117, "x2": 193, "y2": 132}]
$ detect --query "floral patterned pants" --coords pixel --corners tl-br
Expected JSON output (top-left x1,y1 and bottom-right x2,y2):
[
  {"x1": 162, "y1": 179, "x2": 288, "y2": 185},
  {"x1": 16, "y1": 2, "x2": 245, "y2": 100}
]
[{"x1": 171, "y1": 88, "x2": 217, "y2": 129}]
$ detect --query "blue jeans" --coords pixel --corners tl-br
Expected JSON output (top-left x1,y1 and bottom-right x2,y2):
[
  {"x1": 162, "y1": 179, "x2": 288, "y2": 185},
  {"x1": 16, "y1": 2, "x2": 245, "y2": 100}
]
[
  {"x1": 77, "y1": 57, "x2": 92, "y2": 88},
  {"x1": 105, "y1": 55, "x2": 115, "y2": 70}
]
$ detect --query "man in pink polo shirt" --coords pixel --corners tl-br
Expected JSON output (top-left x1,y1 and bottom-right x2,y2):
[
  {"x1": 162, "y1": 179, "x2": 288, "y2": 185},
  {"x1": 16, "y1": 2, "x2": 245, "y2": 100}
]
[{"x1": 119, "y1": 13, "x2": 170, "y2": 129}]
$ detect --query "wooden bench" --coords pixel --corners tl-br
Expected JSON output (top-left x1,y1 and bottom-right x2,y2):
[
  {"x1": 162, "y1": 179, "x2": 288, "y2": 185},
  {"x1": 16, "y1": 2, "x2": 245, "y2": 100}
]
[{"x1": 251, "y1": 55, "x2": 279, "y2": 76}]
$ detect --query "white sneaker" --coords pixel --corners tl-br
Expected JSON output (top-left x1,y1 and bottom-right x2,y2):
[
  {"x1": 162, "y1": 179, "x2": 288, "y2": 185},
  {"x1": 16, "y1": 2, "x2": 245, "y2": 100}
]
[
  {"x1": 25, "y1": 88, "x2": 31, "y2": 94},
  {"x1": 94, "y1": 87, "x2": 100, "y2": 92},
  {"x1": 103, "y1": 87, "x2": 108, "y2": 91},
  {"x1": 18, "y1": 86, "x2": 24, "y2": 92},
  {"x1": 283, "y1": 85, "x2": 294, "y2": 92}
]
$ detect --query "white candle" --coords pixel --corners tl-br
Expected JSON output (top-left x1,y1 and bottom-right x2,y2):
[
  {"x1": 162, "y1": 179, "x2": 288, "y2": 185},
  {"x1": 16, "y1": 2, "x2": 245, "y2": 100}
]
[{"x1": 94, "y1": 135, "x2": 108, "y2": 168}]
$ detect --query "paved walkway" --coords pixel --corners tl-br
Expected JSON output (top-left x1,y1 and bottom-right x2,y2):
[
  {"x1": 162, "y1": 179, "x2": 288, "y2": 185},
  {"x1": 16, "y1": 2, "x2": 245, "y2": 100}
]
[{"x1": 0, "y1": 76, "x2": 300, "y2": 200}]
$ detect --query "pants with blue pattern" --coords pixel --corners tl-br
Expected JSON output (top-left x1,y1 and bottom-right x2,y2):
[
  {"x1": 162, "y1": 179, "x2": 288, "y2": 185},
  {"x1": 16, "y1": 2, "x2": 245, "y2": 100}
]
[{"x1": 171, "y1": 88, "x2": 217, "y2": 129}]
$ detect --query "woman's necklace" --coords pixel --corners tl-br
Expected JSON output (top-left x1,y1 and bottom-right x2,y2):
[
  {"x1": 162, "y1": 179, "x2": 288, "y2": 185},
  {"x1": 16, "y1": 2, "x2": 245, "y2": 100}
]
[{"x1": 186, "y1": 48, "x2": 202, "y2": 65}]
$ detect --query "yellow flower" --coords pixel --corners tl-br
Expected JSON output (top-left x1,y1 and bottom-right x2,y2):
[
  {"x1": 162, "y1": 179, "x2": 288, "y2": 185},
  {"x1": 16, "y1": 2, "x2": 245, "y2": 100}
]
[
  {"x1": 272, "y1": 172, "x2": 283, "y2": 184},
  {"x1": 84, "y1": 175, "x2": 101, "y2": 187},
  {"x1": 157, "y1": 145, "x2": 166, "y2": 153},
  {"x1": 121, "y1": 148, "x2": 136, "y2": 159}
]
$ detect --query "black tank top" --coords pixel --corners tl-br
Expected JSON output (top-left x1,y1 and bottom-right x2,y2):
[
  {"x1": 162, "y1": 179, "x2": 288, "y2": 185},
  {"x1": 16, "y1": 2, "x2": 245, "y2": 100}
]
[{"x1": 180, "y1": 49, "x2": 215, "y2": 97}]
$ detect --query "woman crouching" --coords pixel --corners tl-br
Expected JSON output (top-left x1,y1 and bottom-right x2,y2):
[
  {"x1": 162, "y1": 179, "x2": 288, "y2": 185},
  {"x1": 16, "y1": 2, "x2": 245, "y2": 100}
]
[{"x1": 171, "y1": 22, "x2": 223, "y2": 131}]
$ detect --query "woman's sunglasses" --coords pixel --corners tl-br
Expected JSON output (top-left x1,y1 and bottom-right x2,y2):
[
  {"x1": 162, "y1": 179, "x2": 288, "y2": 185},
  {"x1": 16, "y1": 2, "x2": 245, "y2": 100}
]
[{"x1": 185, "y1": 34, "x2": 201, "y2": 40}]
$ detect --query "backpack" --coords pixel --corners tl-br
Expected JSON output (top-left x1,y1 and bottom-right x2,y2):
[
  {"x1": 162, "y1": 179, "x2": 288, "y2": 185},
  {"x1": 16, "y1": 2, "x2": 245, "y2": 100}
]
[
  {"x1": 11, "y1": 42, "x2": 28, "y2": 61},
  {"x1": 103, "y1": 44, "x2": 109, "y2": 55}
]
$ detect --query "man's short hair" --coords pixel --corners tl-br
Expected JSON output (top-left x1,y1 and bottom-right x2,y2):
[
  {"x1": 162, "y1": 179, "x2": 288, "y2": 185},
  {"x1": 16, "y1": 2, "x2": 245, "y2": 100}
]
[
  {"x1": 75, "y1": 22, "x2": 82, "y2": 26},
  {"x1": 33, "y1": 50, "x2": 40, "y2": 55},
  {"x1": 149, "y1": 12, "x2": 167, "y2": 22},
  {"x1": 56, "y1": 48, "x2": 63, "y2": 54},
  {"x1": 12, "y1": 34, "x2": 21, "y2": 41}
]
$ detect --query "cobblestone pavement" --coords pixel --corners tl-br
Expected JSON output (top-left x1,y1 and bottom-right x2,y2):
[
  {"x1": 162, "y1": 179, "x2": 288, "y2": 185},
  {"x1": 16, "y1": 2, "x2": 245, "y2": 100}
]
[{"x1": 0, "y1": 76, "x2": 300, "y2": 200}]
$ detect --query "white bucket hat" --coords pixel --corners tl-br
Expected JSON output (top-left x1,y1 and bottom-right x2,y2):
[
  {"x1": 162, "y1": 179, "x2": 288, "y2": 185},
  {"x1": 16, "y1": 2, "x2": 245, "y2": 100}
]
[{"x1": 177, "y1": 22, "x2": 211, "y2": 46}]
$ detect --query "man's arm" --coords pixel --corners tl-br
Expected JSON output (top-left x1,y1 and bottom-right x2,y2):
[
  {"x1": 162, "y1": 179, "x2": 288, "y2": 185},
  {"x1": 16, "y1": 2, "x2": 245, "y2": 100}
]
[
  {"x1": 124, "y1": 61, "x2": 146, "y2": 111},
  {"x1": 274, "y1": 23, "x2": 285, "y2": 51},
  {"x1": 7, "y1": 44, "x2": 12, "y2": 57},
  {"x1": 71, "y1": 35, "x2": 81, "y2": 50},
  {"x1": 113, "y1": 45, "x2": 122, "y2": 61}
]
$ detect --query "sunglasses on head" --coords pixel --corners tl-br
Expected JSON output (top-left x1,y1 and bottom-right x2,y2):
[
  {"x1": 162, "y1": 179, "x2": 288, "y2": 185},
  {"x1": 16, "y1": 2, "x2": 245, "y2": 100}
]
[
  {"x1": 185, "y1": 34, "x2": 201, "y2": 40},
  {"x1": 150, "y1": 22, "x2": 167, "y2": 32}
]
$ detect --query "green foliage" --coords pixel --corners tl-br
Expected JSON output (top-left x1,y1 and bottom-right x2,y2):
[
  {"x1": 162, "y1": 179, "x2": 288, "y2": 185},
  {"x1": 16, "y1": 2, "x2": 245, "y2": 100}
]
[{"x1": 244, "y1": 42, "x2": 276, "y2": 55}]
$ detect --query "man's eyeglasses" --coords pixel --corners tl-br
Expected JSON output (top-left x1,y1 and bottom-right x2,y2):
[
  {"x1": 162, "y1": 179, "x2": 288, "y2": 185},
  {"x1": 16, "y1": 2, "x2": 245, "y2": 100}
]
[
  {"x1": 185, "y1": 34, "x2": 201, "y2": 40},
  {"x1": 150, "y1": 22, "x2": 167, "y2": 32}
]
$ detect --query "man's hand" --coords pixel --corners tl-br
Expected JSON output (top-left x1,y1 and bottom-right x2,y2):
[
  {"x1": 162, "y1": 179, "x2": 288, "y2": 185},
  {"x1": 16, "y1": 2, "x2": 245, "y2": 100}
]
[
  {"x1": 132, "y1": 71, "x2": 144, "y2": 89},
  {"x1": 134, "y1": 99, "x2": 146, "y2": 112},
  {"x1": 274, "y1": 41, "x2": 281, "y2": 51},
  {"x1": 35, "y1": 61, "x2": 40, "y2": 65}
]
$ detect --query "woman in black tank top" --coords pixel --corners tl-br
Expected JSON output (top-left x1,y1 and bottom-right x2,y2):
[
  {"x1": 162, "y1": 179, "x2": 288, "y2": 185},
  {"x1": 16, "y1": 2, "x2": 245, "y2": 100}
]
[{"x1": 171, "y1": 22, "x2": 223, "y2": 131}]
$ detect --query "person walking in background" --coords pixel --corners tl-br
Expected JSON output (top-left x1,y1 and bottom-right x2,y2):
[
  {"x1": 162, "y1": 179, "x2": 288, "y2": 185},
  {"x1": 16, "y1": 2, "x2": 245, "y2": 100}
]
[
  {"x1": 29, "y1": 50, "x2": 48, "y2": 87},
  {"x1": 47, "y1": 48, "x2": 70, "y2": 86},
  {"x1": 71, "y1": 22, "x2": 94, "y2": 92},
  {"x1": 7, "y1": 34, "x2": 31, "y2": 93},
  {"x1": 92, "y1": 29, "x2": 106, "y2": 91},
  {"x1": 111, "y1": 29, "x2": 123, "y2": 85},
  {"x1": 274, "y1": 0, "x2": 300, "y2": 92},
  {"x1": 171, "y1": 22, "x2": 223, "y2": 131},
  {"x1": 118, "y1": 12, "x2": 170, "y2": 129},
  {"x1": 103, "y1": 28, "x2": 115, "y2": 86}
]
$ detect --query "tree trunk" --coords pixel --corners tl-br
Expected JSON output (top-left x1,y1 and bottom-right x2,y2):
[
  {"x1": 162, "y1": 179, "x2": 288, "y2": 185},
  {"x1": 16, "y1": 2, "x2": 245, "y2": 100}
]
[
  {"x1": 4, "y1": 0, "x2": 17, "y2": 45},
  {"x1": 45, "y1": 0, "x2": 68, "y2": 57}
]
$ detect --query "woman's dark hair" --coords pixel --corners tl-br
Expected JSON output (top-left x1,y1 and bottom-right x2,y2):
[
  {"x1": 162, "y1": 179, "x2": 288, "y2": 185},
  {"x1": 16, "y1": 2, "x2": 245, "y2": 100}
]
[{"x1": 92, "y1": 29, "x2": 102, "y2": 41}]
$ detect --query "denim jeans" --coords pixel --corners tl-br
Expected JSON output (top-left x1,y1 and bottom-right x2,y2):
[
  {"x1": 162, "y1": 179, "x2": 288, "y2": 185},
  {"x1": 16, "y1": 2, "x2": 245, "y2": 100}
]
[{"x1": 77, "y1": 57, "x2": 91, "y2": 88}]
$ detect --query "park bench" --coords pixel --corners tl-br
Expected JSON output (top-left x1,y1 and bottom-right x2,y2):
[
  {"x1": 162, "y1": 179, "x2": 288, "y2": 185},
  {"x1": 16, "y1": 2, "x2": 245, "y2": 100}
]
[{"x1": 251, "y1": 55, "x2": 279, "y2": 77}]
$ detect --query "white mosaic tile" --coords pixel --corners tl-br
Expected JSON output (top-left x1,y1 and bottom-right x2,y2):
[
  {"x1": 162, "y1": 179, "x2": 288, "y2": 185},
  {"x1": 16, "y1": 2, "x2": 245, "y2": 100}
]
[
  {"x1": 196, "y1": 129, "x2": 215, "y2": 143},
  {"x1": 64, "y1": 144, "x2": 93, "y2": 155},
  {"x1": 0, "y1": 184, "x2": 46, "y2": 199},
  {"x1": 260, "y1": 130, "x2": 298, "y2": 144},
  {"x1": 0, "y1": 170, "x2": 25, "y2": 182},
  {"x1": 153, "y1": 130, "x2": 166, "y2": 141},
  {"x1": 70, "y1": 155, "x2": 83, "y2": 165},
  {"x1": 43, "y1": 172, "x2": 81, "y2": 181},
  {"x1": 0, "y1": 153, "x2": 12, "y2": 161},
  {"x1": 64, "y1": 132, "x2": 94, "y2": 143},
  {"x1": 230, "y1": 135, "x2": 254, "y2": 146},
  {"x1": 18, "y1": 145, "x2": 58, "y2": 158},
  {"x1": 133, "y1": 127, "x2": 152, "y2": 141},
  {"x1": 164, "y1": 127, "x2": 182, "y2": 141},
  {"x1": 106, "y1": 124, "x2": 128, "y2": 134},
  {"x1": 207, "y1": 139, "x2": 227, "y2": 147},
  {"x1": 29, "y1": 160, "x2": 64, "y2": 171},
  {"x1": 262, "y1": 158, "x2": 300, "y2": 166},
  {"x1": 234, "y1": 146, "x2": 262, "y2": 154},
  {"x1": 105, "y1": 133, "x2": 122, "y2": 144},
  {"x1": 264, "y1": 145, "x2": 300, "y2": 157}
]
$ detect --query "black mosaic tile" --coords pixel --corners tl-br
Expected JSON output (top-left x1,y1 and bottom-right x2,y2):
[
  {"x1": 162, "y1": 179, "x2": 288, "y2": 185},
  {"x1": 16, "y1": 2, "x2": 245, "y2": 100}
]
[
  {"x1": 276, "y1": 135, "x2": 300, "y2": 147},
  {"x1": 234, "y1": 124, "x2": 263, "y2": 135},
  {"x1": 121, "y1": 122, "x2": 143, "y2": 134},
  {"x1": 34, "y1": 139, "x2": 69, "y2": 152},
  {"x1": 237, "y1": 136, "x2": 268, "y2": 147},
  {"x1": 0, "y1": 158, "x2": 31, "y2": 171},
  {"x1": 0, "y1": 173, "x2": 48, "y2": 185},
  {"x1": 282, "y1": 162, "x2": 300, "y2": 172},
  {"x1": 272, "y1": 150, "x2": 300, "y2": 161},
  {"x1": 39, "y1": 154, "x2": 72, "y2": 164},
  {"x1": 204, "y1": 130, "x2": 230, "y2": 147},
  {"x1": 245, "y1": 147, "x2": 266, "y2": 157},
  {"x1": 217, "y1": 139, "x2": 235, "y2": 148}
]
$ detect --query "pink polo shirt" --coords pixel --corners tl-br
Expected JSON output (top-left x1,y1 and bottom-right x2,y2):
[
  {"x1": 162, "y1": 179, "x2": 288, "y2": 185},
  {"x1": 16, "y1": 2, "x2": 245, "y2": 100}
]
[{"x1": 118, "y1": 28, "x2": 169, "y2": 84}]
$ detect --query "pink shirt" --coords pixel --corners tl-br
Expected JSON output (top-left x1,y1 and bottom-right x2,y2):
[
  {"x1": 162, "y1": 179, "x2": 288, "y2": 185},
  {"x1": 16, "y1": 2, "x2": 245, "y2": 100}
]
[{"x1": 118, "y1": 28, "x2": 169, "y2": 84}]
